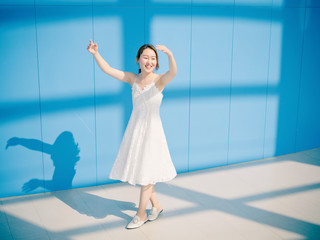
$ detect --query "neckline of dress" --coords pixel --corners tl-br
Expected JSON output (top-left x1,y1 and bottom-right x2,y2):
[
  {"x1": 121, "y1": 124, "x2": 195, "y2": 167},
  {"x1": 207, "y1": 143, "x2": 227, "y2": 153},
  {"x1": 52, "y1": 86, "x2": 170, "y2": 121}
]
[
  {"x1": 134, "y1": 81, "x2": 155, "y2": 92},
  {"x1": 133, "y1": 81, "x2": 163, "y2": 96}
]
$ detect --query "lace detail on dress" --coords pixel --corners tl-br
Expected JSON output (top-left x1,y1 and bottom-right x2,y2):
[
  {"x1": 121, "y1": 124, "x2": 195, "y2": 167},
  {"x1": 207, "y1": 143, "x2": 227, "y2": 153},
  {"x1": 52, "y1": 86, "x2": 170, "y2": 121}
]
[{"x1": 133, "y1": 81, "x2": 155, "y2": 93}]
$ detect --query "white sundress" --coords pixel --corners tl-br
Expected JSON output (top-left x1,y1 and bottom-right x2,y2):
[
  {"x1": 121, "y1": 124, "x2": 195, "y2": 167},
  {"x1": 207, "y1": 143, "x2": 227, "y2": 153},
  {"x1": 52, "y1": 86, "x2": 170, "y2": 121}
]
[{"x1": 109, "y1": 78, "x2": 177, "y2": 186}]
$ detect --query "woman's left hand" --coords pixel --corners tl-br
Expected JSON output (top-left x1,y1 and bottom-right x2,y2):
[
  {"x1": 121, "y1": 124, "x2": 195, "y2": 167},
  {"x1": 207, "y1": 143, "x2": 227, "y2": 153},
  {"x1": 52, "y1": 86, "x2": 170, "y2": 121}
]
[{"x1": 156, "y1": 45, "x2": 172, "y2": 56}]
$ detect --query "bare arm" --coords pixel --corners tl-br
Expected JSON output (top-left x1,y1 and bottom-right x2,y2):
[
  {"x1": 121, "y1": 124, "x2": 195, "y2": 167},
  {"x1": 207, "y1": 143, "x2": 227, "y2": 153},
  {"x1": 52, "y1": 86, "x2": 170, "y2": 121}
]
[
  {"x1": 156, "y1": 45, "x2": 177, "y2": 89},
  {"x1": 87, "y1": 40, "x2": 135, "y2": 84}
]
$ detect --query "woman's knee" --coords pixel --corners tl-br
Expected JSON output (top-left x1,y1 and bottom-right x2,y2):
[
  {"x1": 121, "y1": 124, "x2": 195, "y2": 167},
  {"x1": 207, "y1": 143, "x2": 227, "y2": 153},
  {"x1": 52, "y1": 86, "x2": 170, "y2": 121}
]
[{"x1": 141, "y1": 184, "x2": 154, "y2": 191}]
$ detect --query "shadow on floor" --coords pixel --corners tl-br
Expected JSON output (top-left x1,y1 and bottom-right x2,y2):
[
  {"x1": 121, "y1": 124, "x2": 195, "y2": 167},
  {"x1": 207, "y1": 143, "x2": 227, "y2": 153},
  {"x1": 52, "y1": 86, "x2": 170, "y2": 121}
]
[{"x1": 54, "y1": 190, "x2": 137, "y2": 221}]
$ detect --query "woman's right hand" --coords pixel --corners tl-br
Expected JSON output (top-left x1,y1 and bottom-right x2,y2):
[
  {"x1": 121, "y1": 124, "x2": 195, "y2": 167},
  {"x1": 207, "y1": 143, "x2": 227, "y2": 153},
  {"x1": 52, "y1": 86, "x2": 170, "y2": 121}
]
[{"x1": 87, "y1": 40, "x2": 98, "y2": 55}]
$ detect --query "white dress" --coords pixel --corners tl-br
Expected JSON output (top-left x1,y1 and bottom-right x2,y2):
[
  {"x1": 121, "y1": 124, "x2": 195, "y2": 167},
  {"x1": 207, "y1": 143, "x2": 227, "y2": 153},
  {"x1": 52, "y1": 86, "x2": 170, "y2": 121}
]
[{"x1": 109, "y1": 78, "x2": 177, "y2": 186}]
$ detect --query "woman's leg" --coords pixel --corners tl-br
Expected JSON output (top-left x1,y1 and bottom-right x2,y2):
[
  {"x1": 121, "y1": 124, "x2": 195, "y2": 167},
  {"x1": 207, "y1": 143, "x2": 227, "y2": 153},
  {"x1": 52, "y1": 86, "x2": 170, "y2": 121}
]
[
  {"x1": 136, "y1": 184, "x2": 153, "y2": 220},
  {"x1": 150, "y1": 185, "x2": 162, "y2": 211}
]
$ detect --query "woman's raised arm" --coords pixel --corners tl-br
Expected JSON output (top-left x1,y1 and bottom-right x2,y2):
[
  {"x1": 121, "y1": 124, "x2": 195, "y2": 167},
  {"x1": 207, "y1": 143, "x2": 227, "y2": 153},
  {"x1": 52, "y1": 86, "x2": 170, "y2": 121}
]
[
  {"x1": 87, "y1": 40, "x2": 135, "y2": 84},
  {"x1": 156, "y1": 45, "x2": 177, "y2": 88}
]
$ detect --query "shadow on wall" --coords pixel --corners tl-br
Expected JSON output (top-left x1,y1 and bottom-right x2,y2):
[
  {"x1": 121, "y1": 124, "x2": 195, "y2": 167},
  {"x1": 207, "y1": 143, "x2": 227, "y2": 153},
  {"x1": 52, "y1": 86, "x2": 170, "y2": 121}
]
[{"x1": 5, "y1": 131, "x2": 79, "y2": 193}]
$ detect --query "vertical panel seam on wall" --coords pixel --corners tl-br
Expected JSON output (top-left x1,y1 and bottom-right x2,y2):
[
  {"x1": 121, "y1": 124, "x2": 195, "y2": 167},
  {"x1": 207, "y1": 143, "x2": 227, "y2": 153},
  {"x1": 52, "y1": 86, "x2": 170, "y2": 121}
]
[
  {"x1": 144, "y1": 0, "x2": 146, "y2": 43},
  {"x1": 226, "y1": 0, "x2": 235, "y2": 166},
  {"x1": 33, "y1": 0, "x2": 45, "y2": 193},
  {"x1": 262, "y1": 1, "x2": 274, "y2": 159},
  {"x1": 187, "y1": 0, "x2": 193, "y2": 173},
  {"x1": 91, "y1": 0, "x2": 98, "y2": 186},
  {"x1": 294, "y1": 2, "x2": 307, "y2": 153}
]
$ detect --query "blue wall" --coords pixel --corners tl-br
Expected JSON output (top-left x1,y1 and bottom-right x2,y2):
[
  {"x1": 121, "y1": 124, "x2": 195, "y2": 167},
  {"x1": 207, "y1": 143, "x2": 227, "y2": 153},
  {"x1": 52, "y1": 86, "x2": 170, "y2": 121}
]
[{"x1": 0, "y1": 0, "x2": 319, "y2": 198}]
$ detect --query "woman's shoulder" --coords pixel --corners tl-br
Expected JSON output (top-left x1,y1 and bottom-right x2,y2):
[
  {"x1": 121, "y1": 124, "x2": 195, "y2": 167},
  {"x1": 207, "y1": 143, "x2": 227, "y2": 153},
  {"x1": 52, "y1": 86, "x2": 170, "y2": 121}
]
[
  {"x1": 126, "y1": 72, "x2": 138, "y2": 86},
  {"x1": 153, "y1": 73, "x2": 163, "y2": 82}
]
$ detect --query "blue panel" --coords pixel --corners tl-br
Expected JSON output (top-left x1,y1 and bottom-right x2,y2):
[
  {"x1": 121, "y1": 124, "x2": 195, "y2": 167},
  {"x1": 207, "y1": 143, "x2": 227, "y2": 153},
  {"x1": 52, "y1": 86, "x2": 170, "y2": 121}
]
[
  {"x1": 35, "y1": 0, "x2": 91, "y2": 5},
  {"x1": 36, "y1": 6, "x2": 96, "y2": 191},
  {"x1": 191, "y1": 7, "x2": 234, "y2": 86},
  {"x1": 192, "y1": 0, "x2": 234, "y2": 6},
  {"x1": 146, "y1": 7, "x2": 191, "y2": 173},
  {"x1": 93, "y1": 6, "x2": 144, "y2": 184},
  {"x1": 235, "y1": 0, "x2": 272, "y2": 6},
  {"x1": 189, "y1": 7, "x2": 233, "y2": 170},
  {"x1": 146, "y1": 0, "x2": 191, "y2": 6},
  {"x1": 94, "y1": 0, "x2": 144, "y2": 6},
  {"x1": 306, "y1": 0, "x2": 320, "y2": 7},
  {"x1": 189, "y1": 98, "x2": 231, "y2": 170},
  {"x1": 264, "y1": 8, "x2": 304, "y2": 158},
  {"x1": 296, "y1": 8, "x2": 320, "y2": 151},
  {"x1": 0, "y1": 6, "x2": 43, "y2": 198},
  {"x1": 231, "y1": 8, "x2": 272, "y2": 85},
  {"x1": 0, "y1": 0, "x2": 34, "y2": 4},
  {"x1": 273, "y1": 0, "x2": 306, "y2": 7},
  {"x1": 35, "y1": 0, "x2": 144, "y2": 6},
  {"x1": 228, "y1": 6, "x2": 271, "y2": 164}
]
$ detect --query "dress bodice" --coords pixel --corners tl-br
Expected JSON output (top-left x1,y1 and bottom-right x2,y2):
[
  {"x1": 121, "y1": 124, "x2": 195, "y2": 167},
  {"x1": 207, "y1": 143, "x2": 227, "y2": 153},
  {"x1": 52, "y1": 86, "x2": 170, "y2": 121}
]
[{"x1": 132, "y1": 82, "x2": 163, "y2": 114}]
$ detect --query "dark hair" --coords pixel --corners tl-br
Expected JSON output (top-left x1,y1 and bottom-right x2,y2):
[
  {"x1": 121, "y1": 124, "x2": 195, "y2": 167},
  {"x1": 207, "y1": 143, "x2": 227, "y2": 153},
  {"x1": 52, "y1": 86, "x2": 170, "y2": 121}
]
[{"x1": 136, "y1": 44, "x2": 159, "y2": 73}]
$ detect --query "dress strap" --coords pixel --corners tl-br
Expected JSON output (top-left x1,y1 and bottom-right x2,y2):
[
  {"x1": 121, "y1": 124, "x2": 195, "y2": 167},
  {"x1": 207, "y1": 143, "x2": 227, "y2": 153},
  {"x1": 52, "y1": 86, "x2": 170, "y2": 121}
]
[{"x1": 131, "y1": 74, "x2": 138, "y2": 87}]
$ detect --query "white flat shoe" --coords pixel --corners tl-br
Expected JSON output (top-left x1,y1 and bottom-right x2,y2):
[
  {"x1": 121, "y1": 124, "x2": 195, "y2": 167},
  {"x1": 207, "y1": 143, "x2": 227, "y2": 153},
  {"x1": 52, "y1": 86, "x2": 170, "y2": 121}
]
[
  {"x1": 126, "y1": 215, "x2": 148, "y2": 229},
  {"x1": 148, "y1": 207, "x2": 163, "y2": 221}
]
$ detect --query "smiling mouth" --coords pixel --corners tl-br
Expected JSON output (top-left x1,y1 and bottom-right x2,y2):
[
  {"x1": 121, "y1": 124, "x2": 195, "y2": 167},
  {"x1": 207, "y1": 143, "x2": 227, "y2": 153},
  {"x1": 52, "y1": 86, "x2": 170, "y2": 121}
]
[{"x1": 145, "y1": 65, "x2": 153, "y2": 70}]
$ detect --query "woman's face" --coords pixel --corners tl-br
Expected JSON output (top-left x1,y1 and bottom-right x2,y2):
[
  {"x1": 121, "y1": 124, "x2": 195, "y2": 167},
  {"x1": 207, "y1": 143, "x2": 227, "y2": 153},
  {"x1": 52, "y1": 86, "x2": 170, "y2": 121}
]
[{"x1": 137, "y1": 48, "x2": 157, "y2": 73}]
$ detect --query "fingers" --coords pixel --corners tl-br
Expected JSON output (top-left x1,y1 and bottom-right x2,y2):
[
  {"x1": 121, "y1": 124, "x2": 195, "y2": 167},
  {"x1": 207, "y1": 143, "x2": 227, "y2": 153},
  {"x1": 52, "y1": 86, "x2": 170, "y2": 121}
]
[
  {"x1": 88, "y1": 40, "x2": 96, "y2": 47},
  {"x1": 87, "y1": 40, "x2": 97, "y2": 53},
  {"x1": 156, "y1": 45, "x2": 168, "y2": 52},
  {"x1": 156, "y1": 45, "x2": 165, "y2": 50},
  {"x1": 156, "y1": 45, "x2": 172, "y2": 56}
]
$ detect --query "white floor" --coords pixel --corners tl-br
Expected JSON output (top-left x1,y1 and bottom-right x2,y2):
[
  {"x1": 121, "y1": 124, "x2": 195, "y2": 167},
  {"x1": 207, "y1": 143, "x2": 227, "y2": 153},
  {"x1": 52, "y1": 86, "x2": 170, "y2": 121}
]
[{"x1": 1, "y1": 149, "x2": 320, "y2": 240}]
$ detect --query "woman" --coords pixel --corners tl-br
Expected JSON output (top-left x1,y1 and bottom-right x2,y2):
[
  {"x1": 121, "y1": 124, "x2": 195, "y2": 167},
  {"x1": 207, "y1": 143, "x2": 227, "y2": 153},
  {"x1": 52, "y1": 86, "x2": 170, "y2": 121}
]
[{"x1": 87, "y1": 41, "x2": 177, "y2": 229}]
